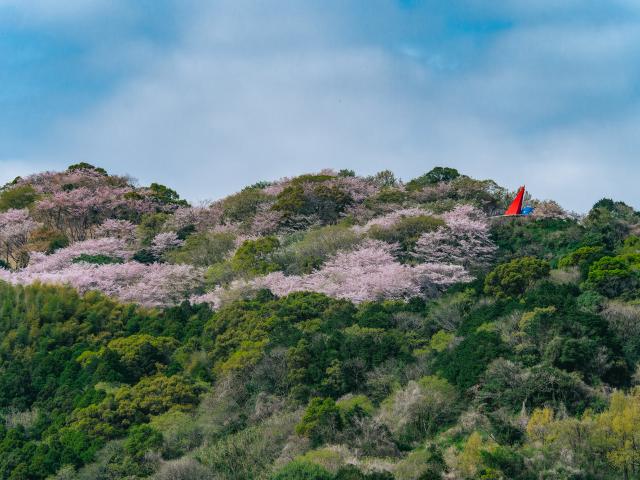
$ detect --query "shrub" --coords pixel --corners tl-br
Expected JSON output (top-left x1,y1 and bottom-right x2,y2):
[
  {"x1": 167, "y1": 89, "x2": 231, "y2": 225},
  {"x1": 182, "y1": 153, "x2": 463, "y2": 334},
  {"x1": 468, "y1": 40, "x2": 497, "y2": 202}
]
[
  {"x1": 133, "y1": 248, "x2": 159, "y2": 264},
  {"x1": 393, "y1": 446, "x2": 446, "y2": 480},
  {"x1": 72, "y1": 253, "x2": 124, "y2": 265},
  {"x1": 196, "y1": 412, "x2": 299, "y2": 479},
  {"x1": 276, "y1": 225, "x2": 362, "y2": 275},
  {"x1": 296, "y1": 398, "x2": 343, "y2": 447},
  {"x1": 152, "y1": 458, "x2": 211, "y2": 480},
  {"x1": 25, "y1": 227, "x2": 70, "y2": 253},
  {"x1": 232, "y1": 236, "x2": 281, "y2": 275},
  {"x1": 95, "y1": 334, "x2": 177, "y2": 381},
  {"x1": 558, "y1": 245, "x2": 605, "y2": 269},
  {"x1": 222, "y1": 187, "x2": 270, "y2": 223},
  {"x1": 270, "y1": 461, "x2": 333, "y2": 480},
  {"x1": 298, "y1": 446, "x2": 352, "y2": 474},
  {"x1": 484, "y1": 257, "x2": 551, "y2": 298},
  {"x1": 138, "y1": 213, "x2": 170, "y2": 246},
  {"x1": 364, "y1": 188, "x2": 409, "y2": 209},
  {"x1": 335, "y1": 466, "x2": 394, "y2": 480},
  {"x1": 273, "y1": 179, "x2": 353, "y2": 225},
  {"x1": 369, "y1": 215, "x2": 444, "y2": 252},
  {"x1": 67, "y1": 162, "x2": 107, "y2": 174},
  {"x1": 378, "y1": 376, "x2": 458, "y2": 444},
  {"x1": 0, "y1": 185, "x2": 38, "y2": 211},
  {"x1": 167, "y1": 232, "x2": 235, "y2": 267}
]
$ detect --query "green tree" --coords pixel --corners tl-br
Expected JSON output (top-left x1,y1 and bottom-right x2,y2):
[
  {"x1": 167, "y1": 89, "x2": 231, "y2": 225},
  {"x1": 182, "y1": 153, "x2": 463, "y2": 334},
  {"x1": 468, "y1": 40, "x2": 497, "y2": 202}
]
[
  {"x1": 124, "y1": 425, "x2": 163, "y2": 459},
  {"x1": 149, "y1": 183, "x2": 188, "y2": 206},
  {"x1": 232, "y1": 236, "x2": 281, "y2": 275},
  {"x1": 296, "y1": 397, "x2": 343, "y2": 447},
  {"x1": 369, "y1": 215, "x2": 444, "y2": 252},
  {"x1": 587, "y1": 254, "x2": 640, "y2": 298},
  {"x1": 406, "y1": 167, "x2": 460, "y2": 191},
  {"x1": 67, "y1": 162, "x2": 107, "y2": 175},
  {"x1": 0, "y1": 185, "x2": 38, "y2": 211},
  {"x1": 222, "y1": 187, "x2": 270, "y2": 223},
  {"x1": 167, "y1": 232, "x2": 235, "y2": 266},
  {"x1": 484, "y1": 257, "x2": 550, "y2": 298}
]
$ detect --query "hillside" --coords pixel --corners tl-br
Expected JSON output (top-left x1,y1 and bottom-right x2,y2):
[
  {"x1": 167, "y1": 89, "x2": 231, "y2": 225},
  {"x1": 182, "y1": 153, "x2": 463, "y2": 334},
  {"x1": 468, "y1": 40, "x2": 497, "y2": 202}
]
[{"x1": 0, "y1": 164, "x2": 639, "y2": 479}]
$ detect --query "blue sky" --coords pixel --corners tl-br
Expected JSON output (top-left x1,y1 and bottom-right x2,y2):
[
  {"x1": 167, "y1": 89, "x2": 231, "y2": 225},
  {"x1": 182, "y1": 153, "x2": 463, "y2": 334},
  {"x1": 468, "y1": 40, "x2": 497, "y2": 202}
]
[{"x1": 1, "y1": 0, "x2": 640, "y2": 212}]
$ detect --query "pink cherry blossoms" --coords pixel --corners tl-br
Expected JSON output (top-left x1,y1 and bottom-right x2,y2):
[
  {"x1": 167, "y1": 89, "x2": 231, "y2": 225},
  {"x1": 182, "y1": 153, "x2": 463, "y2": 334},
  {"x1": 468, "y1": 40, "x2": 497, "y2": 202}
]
[
  {"x1": 13, "y1": 237, "x2": 132, "y2": 274},
  {"x1": 0, "y1": 167, "x2": 518, "y2": 310},
  {"x1": 355, "y1": 208, "x2": 431, "y2": 233},
  {"x1": 0, "y1": 237, "x2": 203, "y2": 307},
  {"x1": 0, "y1": 209, "x2": 40, "y2": 265},
  {"x1": 151, "y1": 232, "x2": 184, "y2": 255},
  {"x1": 413, "y1": 204, "x2": 497, "y2": 270},
  {"x1": 95, "y1": 219, "x2": 138, "y2": 243},
  {"x1": 0, "y1": 261, "x2": 203, "y2": 308},
  {"x1": 532, "y1": 200, "x2": 572, "y2": 219},
  {"x1": 194, "y1": 240, "x2": 472, "y2": 308},
  {"x1": 34, "y1": 186, "x2": 158, "y2": 241},
  {"x1": 163, "y1": 205, "x2": 225, "y2": 232}
]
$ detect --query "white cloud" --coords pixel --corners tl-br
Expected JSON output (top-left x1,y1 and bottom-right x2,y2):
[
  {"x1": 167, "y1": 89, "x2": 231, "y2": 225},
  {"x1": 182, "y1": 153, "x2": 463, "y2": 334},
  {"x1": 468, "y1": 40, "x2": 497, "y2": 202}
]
[{"x1": 14, "y1": 0, "x2": 640, "y2": 212}]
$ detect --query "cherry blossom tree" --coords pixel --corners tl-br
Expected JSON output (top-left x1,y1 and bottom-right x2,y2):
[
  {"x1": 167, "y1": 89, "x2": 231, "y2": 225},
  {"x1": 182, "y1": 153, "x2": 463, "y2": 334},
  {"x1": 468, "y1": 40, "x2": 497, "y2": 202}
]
[
  {"x1": 23, "y1": 237, "x2": 133, "y2": 273},
  {"x1": 0, "y1": 209, "x2": 40, "y2": 266},
  {"x1": 355, "y1": 208, "x2": 431, "y2": 233},
  {"x1": 34, "y1": 187, "x2": 127, "y2": 241},
  {"x1": 532, "y1": 200, "x2": 571, "y2": 219},
  {"x1": 413, "y1": 204, "x2": 497, "y2": 270},
  {"x1": 151, "y1": 232, "x2": 184, "y2": 255},
  {"x1": 95, "y1": 219, "x2": 137, "y2": 244},
  {"x1": 164, "y1": 205, "x2": 225, "y2": 232},
  {"x1": 251, "y1": 206, "x2": 284, "y2": 235},
  {"x1": 30, "y1": 172, "x2": 173, "y2": 241},
  {"x1": 1, "y1": 262, "x2": 203, "y2": 308},
  {"x1": 12, "y1": 168, "x2": 128, "y2": 195}
]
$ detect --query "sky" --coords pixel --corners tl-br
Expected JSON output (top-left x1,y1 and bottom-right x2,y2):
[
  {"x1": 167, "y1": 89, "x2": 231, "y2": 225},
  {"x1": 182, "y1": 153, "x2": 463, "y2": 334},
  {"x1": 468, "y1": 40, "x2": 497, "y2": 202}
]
[{"x1": 1, "y1": 1, "x2": 640, "y2": 212}]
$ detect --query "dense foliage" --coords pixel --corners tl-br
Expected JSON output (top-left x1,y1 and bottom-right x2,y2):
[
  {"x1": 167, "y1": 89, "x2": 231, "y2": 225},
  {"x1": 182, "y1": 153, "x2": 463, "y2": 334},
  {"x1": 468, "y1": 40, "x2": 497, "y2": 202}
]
[{"x1": 1, "y1": 165, "x2": 640, "y2": 479}]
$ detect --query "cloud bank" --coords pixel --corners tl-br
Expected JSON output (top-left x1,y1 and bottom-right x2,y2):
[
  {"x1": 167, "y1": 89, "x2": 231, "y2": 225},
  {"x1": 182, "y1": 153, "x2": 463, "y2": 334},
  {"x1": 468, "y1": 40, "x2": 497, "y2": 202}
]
[{"x1": 1, "y1": 0, "x2": 640, "y2": 212}]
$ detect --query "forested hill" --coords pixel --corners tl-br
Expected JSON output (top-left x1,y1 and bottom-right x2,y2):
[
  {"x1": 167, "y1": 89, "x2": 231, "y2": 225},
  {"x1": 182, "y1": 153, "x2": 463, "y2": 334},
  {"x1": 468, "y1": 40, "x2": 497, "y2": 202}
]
[{"x1": 0, "y1": 164, "x2": 639, "y2": 479}]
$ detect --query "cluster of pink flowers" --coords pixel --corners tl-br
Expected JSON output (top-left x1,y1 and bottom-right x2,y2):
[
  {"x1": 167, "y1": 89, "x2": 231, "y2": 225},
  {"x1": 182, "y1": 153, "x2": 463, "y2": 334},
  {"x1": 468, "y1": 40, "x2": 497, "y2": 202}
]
[
  {"x1": 331, "y1": 176, "x2": 380, "y2": 203},
  {"x1": 13, "y1": 169, "x2": 129, "y2": 194},
  {"x1": 4, "y1": 168, "x2": 184, "y2": 243},
  {"x1": 261, "y1": 179, "x2": 290, "y2": 197},
  {"x1": 0, "y1": 209, "x2": 41, "y2": 264},
  {"x1": 23, "y1": 237, "x2": 133, "y2": 273},
  {"x1": 95, "y1": 219, "x2": 138, "y2": 243},
  {"x1": 251, "y1": 206, "x2": 284, "y2": 235},
  {"x1": 0, "y1": 236, "x2": 204, "y2": 308},
  {"x1": 151, "y1": 232, "x2": 184, "y2": 255},
  {"x1": 195, "y1": 240, "x2": 472, "y2": 308},
  {"x1": 34, "y1": 186, "x2": 159, "y2": 241},
  {"x1": 1, "y1": 261, "x2": 203, "y2": 308},
  {"x1": 261, "y1": 171, "x2": 379, "y2": 208},
  {"x1": 532, "y1": 200, "x2": 572, "y2": 219},
  {"x1": 164, "y1": 205, "x2": 225, "y2": 232},
  {"x1": 413, "y1": 205, "x2": 497, "y2": 270}
]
